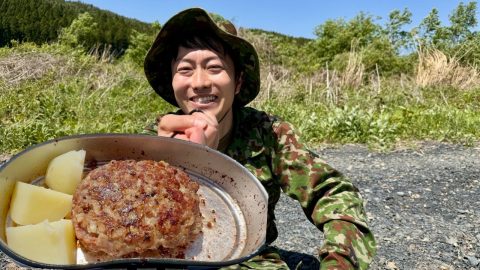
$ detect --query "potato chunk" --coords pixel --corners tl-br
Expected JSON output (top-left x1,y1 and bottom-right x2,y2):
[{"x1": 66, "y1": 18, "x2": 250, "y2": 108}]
[
  {"x1": 6, "y1": 219, "x2": 76, "y2": 264},
  {"x1": 10, "y1": 182, "x2": 72, "y2": 225},
  {"x1": 45, "y1": 149, "x2": 86, "y2": 195}
]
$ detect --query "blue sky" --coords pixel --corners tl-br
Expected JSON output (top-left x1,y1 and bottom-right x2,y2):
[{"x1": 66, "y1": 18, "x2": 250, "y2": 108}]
[{"x1": 75, "y1": 1, "x2": 473, "y2": 39}]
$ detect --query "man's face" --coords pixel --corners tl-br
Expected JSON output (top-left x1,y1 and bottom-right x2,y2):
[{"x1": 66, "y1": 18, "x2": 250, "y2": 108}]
[{"x1": 171, "y1": 46, "x2": 241, "y2": 120}]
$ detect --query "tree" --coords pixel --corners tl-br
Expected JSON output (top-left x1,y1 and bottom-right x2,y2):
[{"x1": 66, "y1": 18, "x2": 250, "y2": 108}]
[
  {"x1": 417, "y1": 2, "x2": 478, "y2": 50},
  {"x1": 123, "y1": 21, "x2": 161, "y2": 67},
  {"x1": 58, "y1": 12, "x2": 99, "y2": 49},
  {"x1": 444, "y1": 2, "x2": 480, "y2": 66},
  {"x1": 385, "y1": 8, "x2": 413, "y2": 51},
  {"x1": 313, "y1": 13, "x2": 382, "y2": 63},
  {"x1": 448, "y1": 1, "x2": 477, "y2": 43},
  {"x1": 417, "y1": 8, "x2": 443, "y2": 46}
]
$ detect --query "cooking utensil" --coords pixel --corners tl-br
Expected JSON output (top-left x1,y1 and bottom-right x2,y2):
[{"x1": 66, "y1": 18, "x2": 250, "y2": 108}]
[{"x1": 0, "y1": 134, "x2": 268, "y2": 269}]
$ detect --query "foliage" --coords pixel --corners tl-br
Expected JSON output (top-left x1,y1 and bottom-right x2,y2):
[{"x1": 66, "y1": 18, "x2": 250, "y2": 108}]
[
  {"x1": 240, "y1": 29, "x2": 317, "y2": 74},
  {"x1": 384, "y1": 8, "x2": 413, "y2": 51},
  {"x1": 0, "y1": 43, "x2": 173, "y2": 153},
  {"x1": 123, "y1": 22, "x2": 161, "y2": 67},
  {"x1": 1, "y1": 1, "x2": 480, "y2": 153},
  {"x1": 313, "y1": 13, "x2": 383, "y2": 64},
  {"x1": 416, "y1": 2, "x2": 478, "y2": 50},
  {"x1": 416, "y1": 8, "x2": 443, "y2": 45},
  {"x1": 361, "y1": 38, "x2": 414, "y2": 75},
  {"x1": 0, "y1": 0, "x2": 154, "y2": 53},
  {"x1": 448, "y1": 1, "x2": 478, "y2": 44},
  {"x1": 256, "y1": 86, "x2": 480, "y2": 151},
  {"x1": 451, "y1": 35, "x2": 480, "y2": 67},
  {"x1": 58, "y1": 12, "x2": 99, "y2": 49}
]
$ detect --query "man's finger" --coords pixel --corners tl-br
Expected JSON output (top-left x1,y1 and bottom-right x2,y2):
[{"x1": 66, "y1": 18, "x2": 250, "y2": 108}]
[
  {"x1": 158, "y1": 114, "x2": 208, "y2": 133},
  {"x1": 185, "y1": 126, "x2": 206, "y2": 145},
  {"x1": 190, "y1": 111, "x2": 218, "y2": 128}
]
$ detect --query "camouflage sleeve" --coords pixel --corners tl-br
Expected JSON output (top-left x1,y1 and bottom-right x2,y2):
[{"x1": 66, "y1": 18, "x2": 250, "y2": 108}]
[
  {"x1": 142, "y1": 120, "x2": 158, "y2": 135},
  {"x1": 271, "y1": 121, "x2": 376, "y2": 270}
]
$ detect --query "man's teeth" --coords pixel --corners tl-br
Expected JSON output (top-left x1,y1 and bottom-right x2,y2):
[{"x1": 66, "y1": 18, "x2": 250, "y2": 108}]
[{"x1": 193, "y1": 96, "x2": 216, "y2": 104}]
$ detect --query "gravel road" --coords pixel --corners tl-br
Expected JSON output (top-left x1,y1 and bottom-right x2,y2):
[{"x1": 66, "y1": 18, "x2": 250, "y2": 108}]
[
  {"x1": 1, "y1": 142, "x2": 480, "y2": 269},
  {"x1": 273, "y1": 142, "x2": 480, "y2": 270}
]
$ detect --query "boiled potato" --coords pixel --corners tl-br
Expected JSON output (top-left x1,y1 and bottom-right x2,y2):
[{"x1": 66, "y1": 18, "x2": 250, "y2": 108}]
[
  {"x1": 45, "y1": 149, "x2": 86, "y2": 194},
  {"x1": 10, "y1": 182, "x2": 72, "y2": 225},
  {"x1": 6, "y1": 219, "x2": 76, "y2": 264}
]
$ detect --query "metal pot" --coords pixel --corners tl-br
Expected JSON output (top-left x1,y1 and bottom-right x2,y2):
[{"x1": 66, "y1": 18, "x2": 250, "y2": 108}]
[{"x1": 0, "y1": 134, "x2": 268, "y2": 269}]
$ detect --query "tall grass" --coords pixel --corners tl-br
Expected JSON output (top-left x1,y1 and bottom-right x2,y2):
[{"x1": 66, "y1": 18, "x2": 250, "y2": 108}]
[
  {"x1": 416, "y1": 48, "x2": 480, "y2": 90},
  {"x1": 1, "y1": 43, "x2": 479, "y2": 154},
  {"x1": 252, "y1": 48, "x2": 480, "y2": 149}
]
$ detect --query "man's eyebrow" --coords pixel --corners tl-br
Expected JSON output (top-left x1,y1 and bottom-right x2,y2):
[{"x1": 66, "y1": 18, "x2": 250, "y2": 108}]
[
  {"x1": 174, "y1": 54, "x2": 226, "y2": 63},
  {"x1": 173, "y1": 57, "x2": 193, "y2": 63}
]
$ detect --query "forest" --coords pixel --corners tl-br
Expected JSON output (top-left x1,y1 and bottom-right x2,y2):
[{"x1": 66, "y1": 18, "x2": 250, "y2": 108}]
[
  {"x1": 0, "y1": 0, "x2": 154, "y2": 51},
  {"x1": 1, "y1": 0, "x2": 479, "y2": 153}
]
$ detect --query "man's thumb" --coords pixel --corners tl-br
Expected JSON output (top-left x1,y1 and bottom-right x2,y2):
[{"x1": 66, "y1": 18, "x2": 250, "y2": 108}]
[{"x1": 185, "y1": 126, "x2": 206, "y2": 145}]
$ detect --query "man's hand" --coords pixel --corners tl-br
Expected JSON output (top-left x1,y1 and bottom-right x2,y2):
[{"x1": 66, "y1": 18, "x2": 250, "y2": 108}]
[{"x1": 157, "y1": 111, "x2": 219, "y2": 149}]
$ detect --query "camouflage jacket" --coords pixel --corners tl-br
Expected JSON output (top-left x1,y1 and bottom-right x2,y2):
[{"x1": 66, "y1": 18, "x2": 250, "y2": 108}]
[{"x1": 145, "y1": 107, "x2": 376, "y2": 270}]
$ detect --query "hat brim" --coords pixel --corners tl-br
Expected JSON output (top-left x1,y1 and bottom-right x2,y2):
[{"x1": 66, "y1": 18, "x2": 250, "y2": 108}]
[{"x1": 144, "y1": 8, "x2": 260, "y2": 107}]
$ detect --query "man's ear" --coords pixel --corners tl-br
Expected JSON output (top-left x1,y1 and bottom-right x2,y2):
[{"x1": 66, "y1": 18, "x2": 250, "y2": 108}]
[{"x1": 235, "y1": 72, "x2": 243, "y2": 95}]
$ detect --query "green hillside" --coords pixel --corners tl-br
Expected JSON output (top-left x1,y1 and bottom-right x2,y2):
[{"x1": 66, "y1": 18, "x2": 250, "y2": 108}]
[{"x1": 0, "y1": 0, "x2": 154, "y2": 52}]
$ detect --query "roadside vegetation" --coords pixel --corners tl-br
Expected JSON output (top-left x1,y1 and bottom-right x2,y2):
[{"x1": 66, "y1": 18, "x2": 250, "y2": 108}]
[{"x1": 1, "y1": 1, "x2": 480, "y2": 154}]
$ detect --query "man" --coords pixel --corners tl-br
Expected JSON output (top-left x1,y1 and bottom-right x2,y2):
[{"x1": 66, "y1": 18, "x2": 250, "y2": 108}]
[{"x1": 144, "y1": 8, "x2": 376, "y2": 269}]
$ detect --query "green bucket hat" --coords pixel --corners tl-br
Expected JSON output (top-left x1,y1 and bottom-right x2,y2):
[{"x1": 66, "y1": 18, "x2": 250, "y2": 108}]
[{"x1": 144, "y1": 8, "x2": 260, "y2": 107}]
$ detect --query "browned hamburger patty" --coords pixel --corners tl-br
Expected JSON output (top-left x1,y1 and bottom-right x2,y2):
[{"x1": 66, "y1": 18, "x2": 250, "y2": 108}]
[{"x1": 71, "y1": 160, "x2": 202, "y2": 258}]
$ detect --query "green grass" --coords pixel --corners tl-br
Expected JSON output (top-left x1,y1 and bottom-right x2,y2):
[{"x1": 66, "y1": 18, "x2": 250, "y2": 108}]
[
  {"x1": 256, "y1": 79, "x2": 480, "y2": 150},
  {"x1": 0, "y1": 43, "x2": 174, "y2": 153},
  {"x1": 260, "y1": 101, "x2": 479, "y2": 150},
  {"x1": 1, "y1": 43, "x2": 479, "y2": 154}
]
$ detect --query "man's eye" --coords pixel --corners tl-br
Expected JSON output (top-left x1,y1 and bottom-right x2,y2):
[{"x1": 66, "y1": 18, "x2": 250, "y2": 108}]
[
  {"x1": 208, "y1": 65, "x2": 223, "y2": 72},
  {"x1": 177, "y1": 67, "x2": 193, "y2": 74}
]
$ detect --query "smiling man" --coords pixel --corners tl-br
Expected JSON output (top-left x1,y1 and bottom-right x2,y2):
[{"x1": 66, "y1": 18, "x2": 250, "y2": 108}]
[{"x1": 143, "y1": 8, "x2": 376, "y2": 270}]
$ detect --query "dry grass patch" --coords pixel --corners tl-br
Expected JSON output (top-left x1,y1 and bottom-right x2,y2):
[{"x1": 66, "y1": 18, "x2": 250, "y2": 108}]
[
  {"x1": 0, "y1": 52, "x2": 74, "y2": 86},
  {"x1": 416, "y1": 48, "x2": 480, "y2": 90},
  {"x1": 254, "y1": 50, "x2": 366, "y2": 106}
]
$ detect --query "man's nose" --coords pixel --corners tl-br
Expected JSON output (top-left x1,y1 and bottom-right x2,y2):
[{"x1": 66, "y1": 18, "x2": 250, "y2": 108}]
[{"x1": 192, "y1": 69, "x2": 211, "y2": 90}]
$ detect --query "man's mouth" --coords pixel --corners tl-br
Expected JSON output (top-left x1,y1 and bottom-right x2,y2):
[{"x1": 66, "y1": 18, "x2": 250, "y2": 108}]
[{"x1": 190, "y1": 95, "x2": 217, "y2": 104}]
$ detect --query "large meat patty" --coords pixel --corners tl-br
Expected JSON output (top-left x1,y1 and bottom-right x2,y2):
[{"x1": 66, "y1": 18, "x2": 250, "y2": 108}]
[{"x1": 71, "y1": 160, "x2": 202, "y2": 259}]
